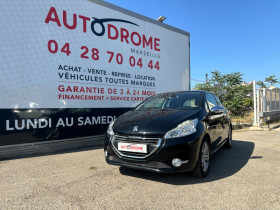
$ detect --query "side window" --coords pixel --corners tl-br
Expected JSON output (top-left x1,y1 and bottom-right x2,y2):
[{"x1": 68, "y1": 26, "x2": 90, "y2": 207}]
[
  {"x1": 214, "y1": 95, "x2": 223, "y2": 107},
  {"x1": 206, "y1": 94, "x2": 219, "y2": 110}
]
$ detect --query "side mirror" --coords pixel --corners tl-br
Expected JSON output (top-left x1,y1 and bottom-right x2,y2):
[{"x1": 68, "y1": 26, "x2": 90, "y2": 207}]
[{"x1": 210, "y1": 106, "x2": 225, "y2": 114}]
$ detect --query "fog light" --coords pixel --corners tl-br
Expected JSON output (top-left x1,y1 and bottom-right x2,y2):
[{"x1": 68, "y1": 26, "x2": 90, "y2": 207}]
[
  {"x1": 104, "y1": 149, "x2": 108, "y2": 158},
  {"x1": 172, "y1": 158, "x2": 182, "y2": 167}
]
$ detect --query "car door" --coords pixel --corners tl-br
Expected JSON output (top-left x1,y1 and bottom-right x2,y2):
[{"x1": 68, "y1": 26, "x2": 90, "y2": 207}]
[
  {"x1": 213, "y1": 95, "x2": 230, "y2": 141},
  {"x1": 205, "y1": 93, "x2": 224, "y2": 150}
]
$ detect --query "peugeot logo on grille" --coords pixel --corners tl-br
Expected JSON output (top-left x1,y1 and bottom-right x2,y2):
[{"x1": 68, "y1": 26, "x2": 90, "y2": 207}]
[{"x1": 132, "y1": 126, "x2": 139, "y2": 132}]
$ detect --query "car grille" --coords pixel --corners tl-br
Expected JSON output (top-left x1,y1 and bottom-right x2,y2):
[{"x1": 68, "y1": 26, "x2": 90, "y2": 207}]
[{"x1": 111, "y1": 135, "x2": 162, "y2": 159}]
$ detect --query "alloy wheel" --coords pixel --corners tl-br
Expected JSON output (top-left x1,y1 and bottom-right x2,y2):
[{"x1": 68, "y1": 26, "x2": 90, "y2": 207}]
[
  {"x1": 201, "y1": 141, "x2": 210, "y2": 173},
  {"x1": 228, "y1": 129, "x2": 232, "y2": 147}
]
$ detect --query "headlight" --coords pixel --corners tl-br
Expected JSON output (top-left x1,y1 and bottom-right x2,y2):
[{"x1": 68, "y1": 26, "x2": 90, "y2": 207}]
[
  {"x1": 107, "y1": 120, "x2": 115, "y2": 136},
  {"x1": 164, "y1": 119, "x2": 198, "y2": 139}
]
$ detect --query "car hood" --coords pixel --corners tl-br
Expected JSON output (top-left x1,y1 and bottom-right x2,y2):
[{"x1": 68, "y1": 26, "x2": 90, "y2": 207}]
[{"x1": 113, "y1": 109, "x2": 201, "y2": 136}]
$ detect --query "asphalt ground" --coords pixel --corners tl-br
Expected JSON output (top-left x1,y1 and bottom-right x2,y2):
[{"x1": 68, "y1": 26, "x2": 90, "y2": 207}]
[{"x1": 1, "y1": 130, "x2": 280, "y2": 209}]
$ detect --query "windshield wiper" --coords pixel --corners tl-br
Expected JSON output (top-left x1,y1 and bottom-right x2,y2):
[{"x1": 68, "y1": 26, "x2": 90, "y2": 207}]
[{"x1": 160, "y1": 108, "x2": 173, "y2": 111}]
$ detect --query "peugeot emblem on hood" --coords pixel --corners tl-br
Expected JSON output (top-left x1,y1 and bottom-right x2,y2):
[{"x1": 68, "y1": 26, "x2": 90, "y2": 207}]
[{"x1": 132, "y1": 126, "x2": 138, "y2": 132}]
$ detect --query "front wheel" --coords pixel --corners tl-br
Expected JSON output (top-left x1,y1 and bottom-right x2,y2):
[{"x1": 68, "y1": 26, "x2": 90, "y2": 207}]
[
  {"x1": 192, "y1": 138, "x2": 210, "y2": 178},
  {"x1": 224, "y1": 127, "x2": 232, "y2": 149}
]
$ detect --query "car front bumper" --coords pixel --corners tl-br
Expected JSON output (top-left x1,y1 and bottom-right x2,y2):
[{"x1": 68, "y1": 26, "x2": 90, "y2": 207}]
[{"x1": 104, "y1": 131, "x2": 204, "y2": 173}]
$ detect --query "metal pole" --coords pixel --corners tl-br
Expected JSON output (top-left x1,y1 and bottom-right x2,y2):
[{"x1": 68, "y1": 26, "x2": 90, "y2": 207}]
[
  {"x1": 253, "y1": 81, "x2": 258, "y2": 126},
  {"x1": 259, "y1": 90, "x2": 263, "y2": 112},
  {"x1": 279, "y1": 88, "x2": 280, "y2": 110},
  {"x1": 263, "y1": 88, "x2": 267, "y2": 111},
  {"x1": 274, "y1": 90, "x2": 277, "y2": 111},
  {"x1": 257, "y1": 89, "x2": 260, "y2": 124},
  {"x1": 270, "y1": 90, "x2": 272, "y2": 111}
]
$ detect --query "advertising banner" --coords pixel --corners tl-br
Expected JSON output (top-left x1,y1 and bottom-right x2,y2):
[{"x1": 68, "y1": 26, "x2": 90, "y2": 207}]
[{"x1": 0, "y1": 0, "x2": 190, "y2": 146}]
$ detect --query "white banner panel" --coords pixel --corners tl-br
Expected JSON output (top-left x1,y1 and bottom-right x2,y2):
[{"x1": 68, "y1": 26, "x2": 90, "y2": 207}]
[{"x1": 0, "y1": 0, "x2": 190, "y2": 109}]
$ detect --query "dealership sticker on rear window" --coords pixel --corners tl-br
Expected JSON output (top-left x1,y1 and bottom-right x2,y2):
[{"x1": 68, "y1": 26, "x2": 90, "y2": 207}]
[{"x1": 118, "y1": 142, "x2": 147, "y2": 153}]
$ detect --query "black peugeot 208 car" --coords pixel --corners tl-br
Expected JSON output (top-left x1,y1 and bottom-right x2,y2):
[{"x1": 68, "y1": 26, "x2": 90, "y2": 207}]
[{"x1": 104, "y1": 91, "x2": 232, "y2": 177}]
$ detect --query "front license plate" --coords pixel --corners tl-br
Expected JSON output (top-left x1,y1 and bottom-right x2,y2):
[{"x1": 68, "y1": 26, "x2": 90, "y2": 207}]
[{"x1": 118, "y1": 142, "x2": 148, "y2": 153}]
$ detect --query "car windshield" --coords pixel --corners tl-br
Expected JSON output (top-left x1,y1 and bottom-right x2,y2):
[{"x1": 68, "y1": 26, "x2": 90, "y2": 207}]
[{"x1": 136, "y1": 92, "x2": 202, "y2": 110}]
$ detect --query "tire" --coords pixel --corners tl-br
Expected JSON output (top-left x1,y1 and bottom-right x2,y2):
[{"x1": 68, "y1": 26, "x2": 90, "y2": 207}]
[
  {"x1": 224, "y1": 127, "x2": 232, "y2": 149},
  {"x1": 192, "y1": 137, "x2": 210, "y2": 178}
]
